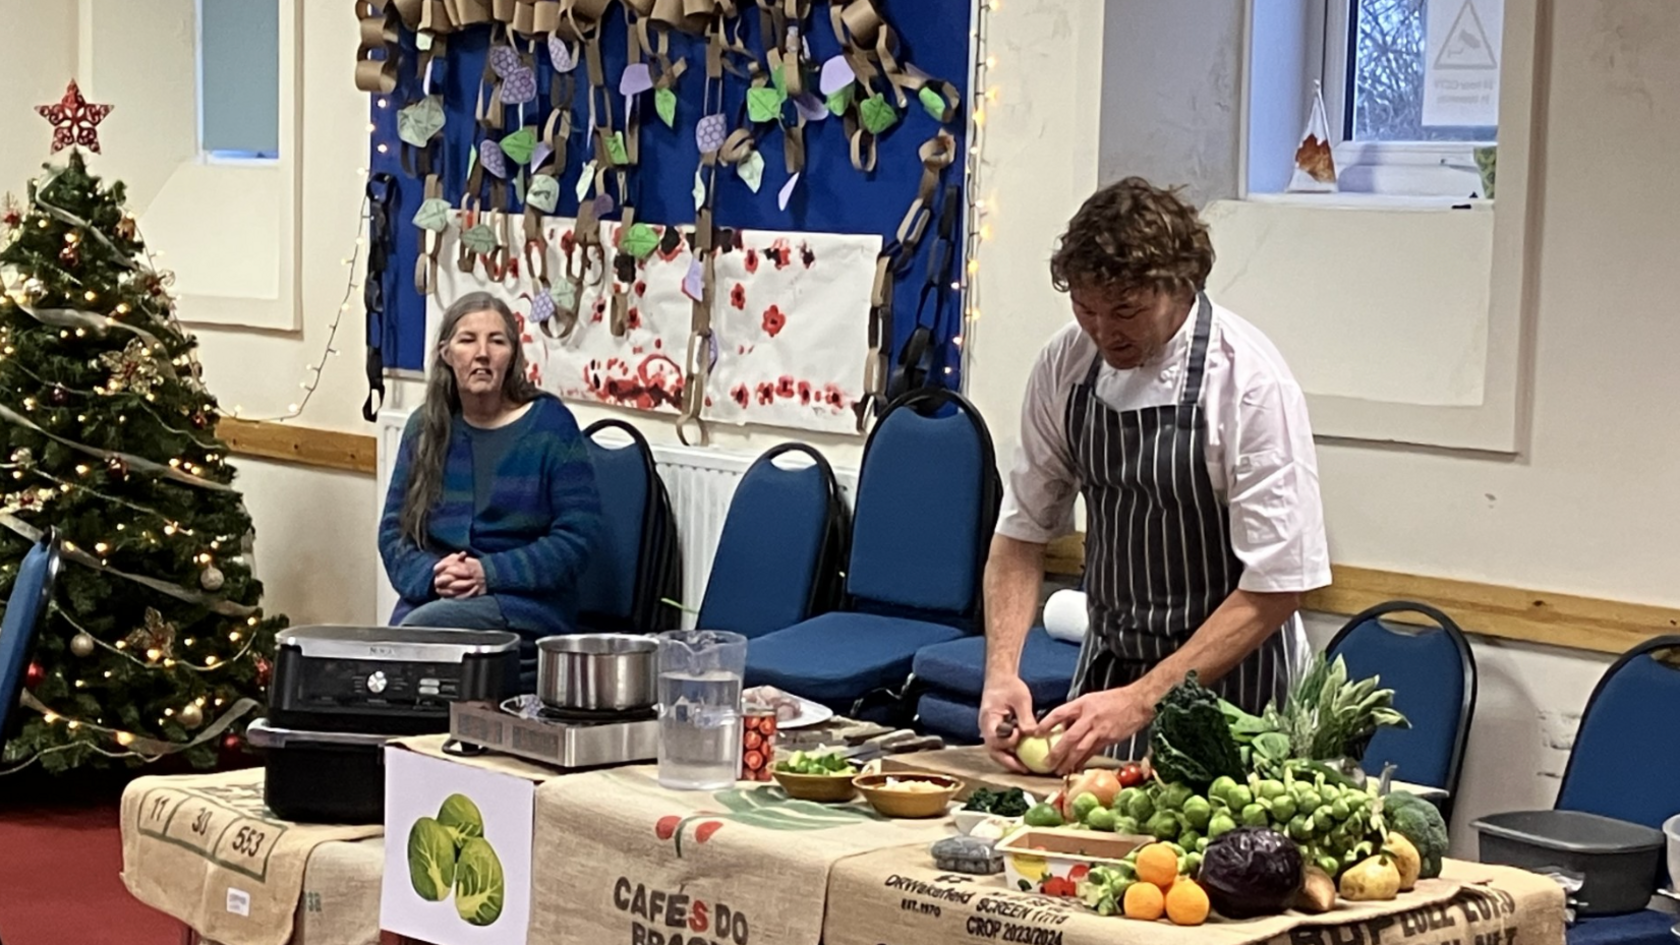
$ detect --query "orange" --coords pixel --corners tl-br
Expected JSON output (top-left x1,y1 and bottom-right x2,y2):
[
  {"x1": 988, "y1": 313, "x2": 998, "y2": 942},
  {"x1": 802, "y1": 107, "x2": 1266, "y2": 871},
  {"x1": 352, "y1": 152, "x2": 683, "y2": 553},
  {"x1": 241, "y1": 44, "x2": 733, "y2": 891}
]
[
  {"x1": 1134, "y1": 843, "x2": 1180, "y2": 890},
  {"x1": 1165, "y1": 879, "x2": 1210, "y2": 926},
  {"x1": 1122, "y1": 881, "x2": 1165, "y2": 921}
]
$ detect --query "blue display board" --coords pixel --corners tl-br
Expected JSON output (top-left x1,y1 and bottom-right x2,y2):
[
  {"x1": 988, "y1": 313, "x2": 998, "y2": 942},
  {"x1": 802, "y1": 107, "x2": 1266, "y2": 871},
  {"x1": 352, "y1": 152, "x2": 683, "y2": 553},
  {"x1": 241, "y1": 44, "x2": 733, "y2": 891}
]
[{"x1": 365, "y1": 1, "x2": 971, "y2": 402}]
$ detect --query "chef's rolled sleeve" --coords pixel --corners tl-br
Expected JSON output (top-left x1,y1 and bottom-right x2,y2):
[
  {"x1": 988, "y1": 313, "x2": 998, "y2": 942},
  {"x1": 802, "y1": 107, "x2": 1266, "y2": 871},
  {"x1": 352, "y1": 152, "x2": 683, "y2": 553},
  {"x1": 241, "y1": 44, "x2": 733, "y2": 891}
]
[
  {"x1": 1224, "y1": 376, "x2": 1331, "y2": 594},
  {"x1": 996, "y1": 344, "x2": 1080, "y2": 545}
]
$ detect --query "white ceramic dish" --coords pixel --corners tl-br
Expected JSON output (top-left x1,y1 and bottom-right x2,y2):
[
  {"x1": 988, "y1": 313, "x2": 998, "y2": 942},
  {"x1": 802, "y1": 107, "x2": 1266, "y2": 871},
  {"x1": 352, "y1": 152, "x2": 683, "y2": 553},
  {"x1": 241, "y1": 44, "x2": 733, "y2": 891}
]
[
  {"x1": 779, "y1": 698, "x2": 834, "y2": 729},
  {"x1": 951, "y1": 792, "x2": 1036, "y2": 837}
]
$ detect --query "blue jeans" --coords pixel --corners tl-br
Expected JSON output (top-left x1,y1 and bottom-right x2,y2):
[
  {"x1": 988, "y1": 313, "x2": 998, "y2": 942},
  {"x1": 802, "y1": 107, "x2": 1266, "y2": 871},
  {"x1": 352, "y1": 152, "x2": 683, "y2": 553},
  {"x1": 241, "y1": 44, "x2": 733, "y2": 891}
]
[{"x1": 399, "y1": 595, "x2": 509, "y2": 630}]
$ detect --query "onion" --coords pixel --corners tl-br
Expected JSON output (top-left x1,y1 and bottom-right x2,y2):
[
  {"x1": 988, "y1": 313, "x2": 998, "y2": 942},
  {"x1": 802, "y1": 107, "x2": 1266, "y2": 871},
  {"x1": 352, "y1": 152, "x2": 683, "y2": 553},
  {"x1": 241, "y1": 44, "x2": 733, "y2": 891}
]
[{"x1": 1064, "y1": 768, "x2": 1121, "y2": 809}]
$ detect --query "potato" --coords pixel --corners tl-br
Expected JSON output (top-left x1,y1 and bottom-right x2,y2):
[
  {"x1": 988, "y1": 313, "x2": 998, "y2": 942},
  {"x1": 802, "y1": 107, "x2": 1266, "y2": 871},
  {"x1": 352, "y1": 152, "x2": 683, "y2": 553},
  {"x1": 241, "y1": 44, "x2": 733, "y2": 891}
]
[{"x1": 1295, "y1": 866, "x2": 1338, "y2": 913}]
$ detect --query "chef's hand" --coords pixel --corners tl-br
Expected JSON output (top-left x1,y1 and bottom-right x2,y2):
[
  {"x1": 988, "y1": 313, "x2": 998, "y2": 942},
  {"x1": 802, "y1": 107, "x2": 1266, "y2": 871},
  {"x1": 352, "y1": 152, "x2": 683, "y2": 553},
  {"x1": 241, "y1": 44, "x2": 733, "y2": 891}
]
[
  {"x1": 433, "y1": 553, "x2": 487, "y2": 598},
  {"x1": 980, "y1": 674, "x2": 1036, "y2": 774},
  {"x1": 1038, "y1": 684, "x2": 1154, "y2": 776}
]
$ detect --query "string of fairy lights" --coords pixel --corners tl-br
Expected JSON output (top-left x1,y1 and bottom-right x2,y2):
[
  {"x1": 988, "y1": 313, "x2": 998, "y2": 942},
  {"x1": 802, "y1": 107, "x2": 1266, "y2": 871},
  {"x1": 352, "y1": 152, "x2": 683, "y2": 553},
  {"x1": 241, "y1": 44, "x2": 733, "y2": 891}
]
[
  {"x1": 954, "y1": 0, "x2": 997, "y2": 386},
  {"x1": 0, "y1": 182, "x2": 274, "y2": 768}
]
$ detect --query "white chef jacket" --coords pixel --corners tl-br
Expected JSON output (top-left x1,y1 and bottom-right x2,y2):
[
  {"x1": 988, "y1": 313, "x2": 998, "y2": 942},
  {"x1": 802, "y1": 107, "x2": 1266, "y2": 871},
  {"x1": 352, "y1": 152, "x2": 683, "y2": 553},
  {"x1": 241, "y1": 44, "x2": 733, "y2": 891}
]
[{"x1": 999, "y1": 299, "x2": 1332, "y2": 604}]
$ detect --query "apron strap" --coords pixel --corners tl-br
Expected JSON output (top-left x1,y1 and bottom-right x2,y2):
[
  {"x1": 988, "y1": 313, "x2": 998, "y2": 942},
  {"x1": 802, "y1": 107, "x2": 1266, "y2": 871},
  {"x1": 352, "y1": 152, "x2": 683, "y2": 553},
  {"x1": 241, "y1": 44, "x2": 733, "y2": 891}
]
[{"x1": 1180, "y1": 292, "x2": 1215, "y2": 406}]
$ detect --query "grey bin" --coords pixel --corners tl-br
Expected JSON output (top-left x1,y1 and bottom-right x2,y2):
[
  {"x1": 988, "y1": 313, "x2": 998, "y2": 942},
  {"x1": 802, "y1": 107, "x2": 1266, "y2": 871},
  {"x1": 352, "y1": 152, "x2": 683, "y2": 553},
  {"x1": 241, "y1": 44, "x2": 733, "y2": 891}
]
[{"x1": 1472, "y1": 809, "x2": 1665, "y2": 916}]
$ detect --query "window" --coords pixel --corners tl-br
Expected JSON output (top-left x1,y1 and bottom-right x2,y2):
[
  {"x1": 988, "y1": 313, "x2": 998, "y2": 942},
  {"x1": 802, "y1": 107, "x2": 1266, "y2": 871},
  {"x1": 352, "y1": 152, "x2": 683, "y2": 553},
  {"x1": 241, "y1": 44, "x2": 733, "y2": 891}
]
[
  {"x1": 198, "y1": 0, "x2": 281, "y2": 159},
  {"x1": 1247, "y1": 0, "x2": 1504, "y2": 198}
]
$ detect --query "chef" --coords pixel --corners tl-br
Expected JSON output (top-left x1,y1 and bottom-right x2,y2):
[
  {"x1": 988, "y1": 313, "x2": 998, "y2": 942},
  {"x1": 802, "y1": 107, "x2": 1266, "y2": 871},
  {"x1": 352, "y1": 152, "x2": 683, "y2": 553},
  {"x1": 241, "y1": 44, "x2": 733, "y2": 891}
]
[{"x1": 979, "y1": 177, "x2": 1331, "y2": 775}]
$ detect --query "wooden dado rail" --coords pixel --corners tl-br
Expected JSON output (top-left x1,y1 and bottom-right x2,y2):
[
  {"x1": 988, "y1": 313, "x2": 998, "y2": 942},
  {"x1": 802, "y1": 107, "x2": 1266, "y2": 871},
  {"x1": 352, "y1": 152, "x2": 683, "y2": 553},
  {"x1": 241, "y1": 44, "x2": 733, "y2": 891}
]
[{"x1": 220, "y1": 420, "x2": 1680, "y2": 656}]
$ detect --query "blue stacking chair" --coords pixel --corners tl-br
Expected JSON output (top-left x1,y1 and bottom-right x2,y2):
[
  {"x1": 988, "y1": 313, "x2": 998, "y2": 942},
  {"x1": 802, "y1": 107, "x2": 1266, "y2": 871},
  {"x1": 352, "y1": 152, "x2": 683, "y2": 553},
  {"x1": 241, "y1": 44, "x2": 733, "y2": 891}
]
[
  {"x1": 695, "y1": 444, "x2": 847, "y2": 639},
  {"x1": 577, "y1": 420, "x2": 681, "y2": 635},
  {"x1": 1326, "y1": 601, "x2": 1477, "y2": 818},
  {"x1": 1555, "y1": 634, "x2": 1680, "y2": 829},
  {"x1": 912, "y1": 626, "x2": 1084, "y2": 743},
  {"x1": 0, "y1": 529, "x2": 63, "y2": 739},
  {"x1": 1518, "y1": 636, "x2": 1680, "y2": 943},
  {"x1": 744, "y1": 389, "x2": 1000, "y2": 713}
]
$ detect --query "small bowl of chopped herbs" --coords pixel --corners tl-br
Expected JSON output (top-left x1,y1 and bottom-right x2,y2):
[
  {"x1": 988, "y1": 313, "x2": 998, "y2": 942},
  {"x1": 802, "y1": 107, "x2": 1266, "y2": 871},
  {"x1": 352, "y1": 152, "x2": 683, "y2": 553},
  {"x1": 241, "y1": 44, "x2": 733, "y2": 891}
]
[
  {"x1": 954, "y1": 787, "x2": 1035, "y2": 837},
  {"x1": 772, "y1": 750, "x2": 861, "y2": 802}
]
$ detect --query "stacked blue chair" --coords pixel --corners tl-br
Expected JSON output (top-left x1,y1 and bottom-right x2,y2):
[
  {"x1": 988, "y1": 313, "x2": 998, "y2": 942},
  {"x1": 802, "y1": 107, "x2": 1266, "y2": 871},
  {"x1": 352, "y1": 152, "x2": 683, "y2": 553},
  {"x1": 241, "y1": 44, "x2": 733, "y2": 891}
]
[
  {"x1": 1326, "y1": 601, "x2": 1477, "y2": 820},
  {"x1": 695, "y1": 444, "x2": 848, "y2": 639},
  {"x1": 576, "y1": 420, "x2": 682, "y2": 635},
  {"x1": 0, "y1": 529, "x2": 63, "y2": 742},
  {"x1": 744, "y1": 389, "x2": 1000, "y2": 714},
  {"x1": 912, "y1": 624, "x2": 1084, "y2": 744},
  {"x1": 1494, "y1": 635, "x2": 1680, "y2": 944}
]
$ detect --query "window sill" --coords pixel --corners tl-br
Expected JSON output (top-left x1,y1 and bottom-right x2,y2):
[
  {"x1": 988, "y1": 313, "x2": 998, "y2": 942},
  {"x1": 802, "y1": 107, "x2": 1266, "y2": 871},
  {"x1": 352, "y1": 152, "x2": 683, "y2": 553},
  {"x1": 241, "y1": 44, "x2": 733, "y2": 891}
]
[{"x1": 1242, "y1": 192, "x2": 1494, "y2": 212}]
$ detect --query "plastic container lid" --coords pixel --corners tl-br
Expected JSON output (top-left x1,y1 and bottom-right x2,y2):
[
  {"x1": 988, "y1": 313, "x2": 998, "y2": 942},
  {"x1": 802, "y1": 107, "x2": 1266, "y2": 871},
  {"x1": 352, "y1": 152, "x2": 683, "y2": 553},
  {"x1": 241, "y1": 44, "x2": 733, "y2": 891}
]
[{"x1": 1473, "y1": 809, "x2": 1665, "y2": 855}]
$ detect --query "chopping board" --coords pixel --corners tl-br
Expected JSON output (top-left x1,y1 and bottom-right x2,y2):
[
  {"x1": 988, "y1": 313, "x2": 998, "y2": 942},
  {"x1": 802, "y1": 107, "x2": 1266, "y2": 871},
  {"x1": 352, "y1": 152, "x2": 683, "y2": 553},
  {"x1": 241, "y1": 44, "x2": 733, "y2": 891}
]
[{"x1": 879, "y1": 746, "x2": 1121, "y2": 800}]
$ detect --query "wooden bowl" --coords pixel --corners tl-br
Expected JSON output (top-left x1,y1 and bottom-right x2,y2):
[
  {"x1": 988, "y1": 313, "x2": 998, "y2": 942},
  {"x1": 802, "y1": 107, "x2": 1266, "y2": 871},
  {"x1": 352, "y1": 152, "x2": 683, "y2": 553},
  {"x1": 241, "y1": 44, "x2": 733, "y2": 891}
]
[
  {"x1": 852, "y1": 772, "x2": 963, "y2": 819},
  {"x1": 772, "y1": 769, "x2": 859, "y2": 803}
]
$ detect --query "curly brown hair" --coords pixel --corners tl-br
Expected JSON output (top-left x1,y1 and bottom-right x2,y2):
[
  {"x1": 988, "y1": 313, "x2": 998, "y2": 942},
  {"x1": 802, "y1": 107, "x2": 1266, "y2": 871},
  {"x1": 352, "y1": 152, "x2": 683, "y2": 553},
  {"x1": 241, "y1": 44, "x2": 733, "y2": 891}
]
[{"x1": 1049, "y1": 177, "x2": 1215, "y2": 299}]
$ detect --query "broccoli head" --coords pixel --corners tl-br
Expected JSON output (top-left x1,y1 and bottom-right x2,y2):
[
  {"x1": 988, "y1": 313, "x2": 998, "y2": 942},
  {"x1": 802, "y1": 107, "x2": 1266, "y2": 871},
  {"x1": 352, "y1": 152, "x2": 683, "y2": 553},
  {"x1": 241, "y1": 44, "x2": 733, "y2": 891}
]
[{"x1": 1383, "y1": 791, "x2": 1449, "y2": 879}]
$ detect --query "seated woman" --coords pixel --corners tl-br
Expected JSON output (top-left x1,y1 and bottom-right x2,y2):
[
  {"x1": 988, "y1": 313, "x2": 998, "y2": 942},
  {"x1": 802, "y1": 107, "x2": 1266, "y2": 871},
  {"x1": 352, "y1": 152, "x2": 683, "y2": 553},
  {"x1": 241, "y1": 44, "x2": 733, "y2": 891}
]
[{"x1": 378, "y1": 292, "x2": 600, "y2": 646}]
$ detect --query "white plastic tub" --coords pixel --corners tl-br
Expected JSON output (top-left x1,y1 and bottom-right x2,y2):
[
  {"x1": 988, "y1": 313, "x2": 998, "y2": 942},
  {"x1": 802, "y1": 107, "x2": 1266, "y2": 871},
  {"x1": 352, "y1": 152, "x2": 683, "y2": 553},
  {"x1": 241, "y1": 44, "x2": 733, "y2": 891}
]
[{"x1": 1664, "y1": 812, "x2": 1680, "y2": 891}]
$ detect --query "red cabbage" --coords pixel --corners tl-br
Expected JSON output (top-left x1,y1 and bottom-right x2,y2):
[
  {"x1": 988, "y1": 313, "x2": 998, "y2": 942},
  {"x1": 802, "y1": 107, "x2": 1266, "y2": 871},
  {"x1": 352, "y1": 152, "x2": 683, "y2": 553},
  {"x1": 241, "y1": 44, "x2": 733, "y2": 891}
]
[{"x1": 1198, "y1": 827, "x2": 1304, "y2": 918}]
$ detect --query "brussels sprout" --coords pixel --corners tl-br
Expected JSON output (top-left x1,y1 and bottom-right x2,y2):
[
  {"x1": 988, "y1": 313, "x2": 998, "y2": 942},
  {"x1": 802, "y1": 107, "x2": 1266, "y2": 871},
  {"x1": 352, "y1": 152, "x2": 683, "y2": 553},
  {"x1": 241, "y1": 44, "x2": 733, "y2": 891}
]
[
  {"x1": 406, "y1": 817, "x2": 457, "y2": 902},
  {"x1": 1209, "y1": 775, "x2": 1239, "y2": 800},
  {"x1": 1145, "y1": 810, "x2": 1182, "y2": 840},
  {"x1": 1225, "y1": 785, "x2": 1254, "y2": 810},
  {"x1": 1126, "y1": 790, "x2": 1155, "y2": 823},
  {"x1": 437, "y1": 793, "x2": 485, "y2": 849},
  {"x1": 454, "y1": 838, "x2": 506, "y2": 926},
  {"x1": 1072, "y1": 792, "x2": 1102, "y2": 822},
  {"x1": 1114, "y1": 815, "x2": 1141, "y2": 835},
  {"x1": 1182, "y1": 796, "x2": 1212, "y2": 831},
  {"x1": 1207, "y1": 813, "x2": 1238, "y2": 839},
  {"x1": 1268, "y1": 795, "x2": 1297, "y2": 823},
  {"x1": 1087, "y1": 807, "x2": 1118, "y2": 832},
  {"x1": 1241, "y1": 803, "x2": 1269, "y2": 828},
  {"x1": 1257, "y1": 779, "x2": 1286, "y2": 800},
  {"x1": 1158, "y1": 784, "x2": 1194, "y2": 812}
]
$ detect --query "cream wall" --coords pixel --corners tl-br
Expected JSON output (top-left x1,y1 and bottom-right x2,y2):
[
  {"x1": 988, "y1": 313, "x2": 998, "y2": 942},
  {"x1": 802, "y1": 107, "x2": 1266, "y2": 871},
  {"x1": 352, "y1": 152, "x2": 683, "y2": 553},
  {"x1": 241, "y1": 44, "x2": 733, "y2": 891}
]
[{"x1": 6, "y1": 0, "x2": 1676, "y2": 848}]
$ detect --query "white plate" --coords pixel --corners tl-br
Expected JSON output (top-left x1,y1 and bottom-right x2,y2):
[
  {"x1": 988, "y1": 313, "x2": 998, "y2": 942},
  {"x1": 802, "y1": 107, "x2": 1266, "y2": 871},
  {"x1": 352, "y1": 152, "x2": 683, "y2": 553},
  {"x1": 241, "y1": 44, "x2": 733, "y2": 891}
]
[{"x1": 777, "y1": 697, "x2": 834, "y2": 729}]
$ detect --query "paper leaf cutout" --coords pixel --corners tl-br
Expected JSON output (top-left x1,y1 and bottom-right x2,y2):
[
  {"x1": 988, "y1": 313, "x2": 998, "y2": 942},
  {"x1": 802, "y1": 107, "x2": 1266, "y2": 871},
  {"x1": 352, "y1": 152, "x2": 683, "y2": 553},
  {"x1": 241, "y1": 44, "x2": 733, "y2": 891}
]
[
  {"x1": 501, "y1": 65, "x2": 538, "y2": 105},
  {"x1": 396, "y1": 96, "x2": 445, "y2": 147},
  {"x1": 525, "y1": 174, "x2": 561, "y2": 213},
  {"x1": 696, "y1": 113, "x2": 727, "y2": 153},
  {"x1": 819, "y1": 56, "x2": 855, "y2": 95},
  {"x1": 738, "y1": 150, "x2": 765, "y2": 193},
  {"x1": 622, "y1": 223, "x2": 660, "y2": 260},
  {"x1": 416, "y1": 32, "x2": 434, "y2": 52},
  {"x1": 593, "y1": 193, "x2": 615, "y2": 217},
  {"x1": 778, "y1": 172, "x2": 800, "y2": 211},
  {"x1": 548, "y1": 36, "x2": 577, "y2": 73},
  {"x1": 620, "y1": 63, "x2": 654, "y2": 97},
  {"x1": 771, "y1": 63, "x2": 789, "y2": 98},
  {"x1": 860, "y1": 94, "x2": 898, "y2": 135},
  {"x1": 514, "y1": 174, "x2": 526, "y2": 205},
  {"x1": 461, "y1": 224, "x2": 499, "y2": 256},
  {"x1": 488, "y1": 45, "x2": 522, "y2": 78},
  {"x1": 656, "y1": 88, "x2": 677, "y2": 128},
  {"x1": 692, "y1": 167, "x2": 707, "y2": 211},
  {"x1": 747, "y1": 87, "x2": 785, "y2": 124},
  {"x1": 919, "y1": 86, "x2": 948, "y2": 121},
  {"x1": 529, "y1": 288, "x2": 555, "y2": 324},
  {"x1": 411, "y1": 197, "x2": 452, "y2": 232},
  {"x1": 575, "y1": 159, "x2": 598, "y2": 201},
  {"x1": 478, "y1": 139, "x2": 509, "y2": 179},
  {"x1": 552, "y1": 280, "x2": 578, "y2": 312},
  {"x1": 530, "y1": 141, "x2": 554, "y2": 170},
  {"x1": 793, "y1": 92, "x2": 828, "y2": 123},
  {"x1": 826, "y1": 84, "x2": 855, "y2": 118},
  {"x1": 604, "y1": 131, "x2": 629, "y2": 166},
  {"x1": 500, "y1": 127, "x2": 538, "y2": 165},
  {"x1": 682, "y1": 259, "x2": 704, "y2": 301}
]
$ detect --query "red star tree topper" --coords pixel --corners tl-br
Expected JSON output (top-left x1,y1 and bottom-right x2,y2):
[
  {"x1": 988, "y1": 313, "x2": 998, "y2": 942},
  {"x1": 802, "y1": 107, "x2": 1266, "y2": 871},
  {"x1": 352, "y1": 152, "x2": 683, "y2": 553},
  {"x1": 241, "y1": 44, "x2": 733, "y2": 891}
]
[{"x1": 37, "y1": 79, "x2": 113, "y2": 154}]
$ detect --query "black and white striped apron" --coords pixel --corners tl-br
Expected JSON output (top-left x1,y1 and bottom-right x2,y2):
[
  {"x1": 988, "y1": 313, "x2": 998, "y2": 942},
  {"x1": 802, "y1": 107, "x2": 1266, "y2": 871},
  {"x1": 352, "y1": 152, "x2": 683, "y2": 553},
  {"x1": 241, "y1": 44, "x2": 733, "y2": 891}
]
[{"x1": 1065, "y1": 293, "x2": 1290, "y2": 760}]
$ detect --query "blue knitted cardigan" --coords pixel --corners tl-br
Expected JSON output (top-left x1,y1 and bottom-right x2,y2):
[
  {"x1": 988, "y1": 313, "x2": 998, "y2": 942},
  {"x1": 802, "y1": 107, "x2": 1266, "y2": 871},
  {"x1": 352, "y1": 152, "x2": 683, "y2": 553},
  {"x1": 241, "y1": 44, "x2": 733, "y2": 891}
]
[{"x1": 379, "y1": 394, "x2": 601, "y2": 638}]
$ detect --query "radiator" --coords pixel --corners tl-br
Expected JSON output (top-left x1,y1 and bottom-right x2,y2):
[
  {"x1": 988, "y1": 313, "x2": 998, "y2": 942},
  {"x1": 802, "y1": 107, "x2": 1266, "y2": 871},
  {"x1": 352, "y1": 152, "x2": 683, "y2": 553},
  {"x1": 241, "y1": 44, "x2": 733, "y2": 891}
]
[{"x1": 374, "y1": 408, "x2": 857, "y2": 629}]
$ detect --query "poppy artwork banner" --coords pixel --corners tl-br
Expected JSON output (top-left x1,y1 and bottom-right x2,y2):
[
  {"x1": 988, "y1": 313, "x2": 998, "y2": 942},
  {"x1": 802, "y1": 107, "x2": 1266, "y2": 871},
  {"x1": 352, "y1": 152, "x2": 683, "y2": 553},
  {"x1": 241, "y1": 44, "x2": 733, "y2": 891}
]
[{"x1": 426, "y1": 213, "x2": 881, "y2": 436}]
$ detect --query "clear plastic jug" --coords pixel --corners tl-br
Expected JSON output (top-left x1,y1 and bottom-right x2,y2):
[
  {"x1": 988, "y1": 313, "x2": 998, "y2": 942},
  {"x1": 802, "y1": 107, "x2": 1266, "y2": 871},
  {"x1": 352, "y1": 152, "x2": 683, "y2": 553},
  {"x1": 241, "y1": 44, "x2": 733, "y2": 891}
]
[{"x1": 655, "y1": 630, "x2": 748, "y2": 790}]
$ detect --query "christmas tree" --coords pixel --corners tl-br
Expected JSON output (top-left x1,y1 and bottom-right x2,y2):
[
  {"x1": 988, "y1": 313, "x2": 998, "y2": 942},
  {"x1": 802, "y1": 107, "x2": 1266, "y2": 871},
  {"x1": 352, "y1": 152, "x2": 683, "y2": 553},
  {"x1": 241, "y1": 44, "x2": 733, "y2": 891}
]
[{"x1": 0, "y1": 82, "x2": 285, "y2": 774}]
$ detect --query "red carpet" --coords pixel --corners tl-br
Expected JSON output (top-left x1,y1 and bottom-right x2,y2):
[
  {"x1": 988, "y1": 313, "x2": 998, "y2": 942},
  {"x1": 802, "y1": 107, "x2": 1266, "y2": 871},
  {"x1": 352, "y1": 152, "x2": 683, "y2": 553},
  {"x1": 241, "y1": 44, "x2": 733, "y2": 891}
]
[{"x1": 0, "y1": 777, "x2": 184, "y2": 945}]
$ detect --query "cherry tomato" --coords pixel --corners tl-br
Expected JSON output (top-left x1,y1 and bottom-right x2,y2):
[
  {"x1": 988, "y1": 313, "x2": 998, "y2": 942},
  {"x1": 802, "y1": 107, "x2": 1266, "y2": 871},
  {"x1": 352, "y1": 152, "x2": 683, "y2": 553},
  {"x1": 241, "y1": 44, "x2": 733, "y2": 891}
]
[{"x1": 1118, "y1": 762, "x2": 1146, "y2": 788}]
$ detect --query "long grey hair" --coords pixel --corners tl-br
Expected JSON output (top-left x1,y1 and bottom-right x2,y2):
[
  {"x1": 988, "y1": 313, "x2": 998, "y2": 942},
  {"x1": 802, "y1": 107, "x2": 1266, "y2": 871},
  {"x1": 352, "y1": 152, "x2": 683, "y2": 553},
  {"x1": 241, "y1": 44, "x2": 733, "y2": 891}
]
[{"x1": 399, "y1": 292, "x2": 541, "y2": 548}]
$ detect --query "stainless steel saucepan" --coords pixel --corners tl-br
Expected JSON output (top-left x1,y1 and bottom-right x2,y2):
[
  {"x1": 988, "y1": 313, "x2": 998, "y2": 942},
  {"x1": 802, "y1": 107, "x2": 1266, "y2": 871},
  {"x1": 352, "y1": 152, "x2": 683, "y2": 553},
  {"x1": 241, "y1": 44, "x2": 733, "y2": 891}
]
[{"x1": 535, "y1": 634, "x2": 657, "y2": 711}]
